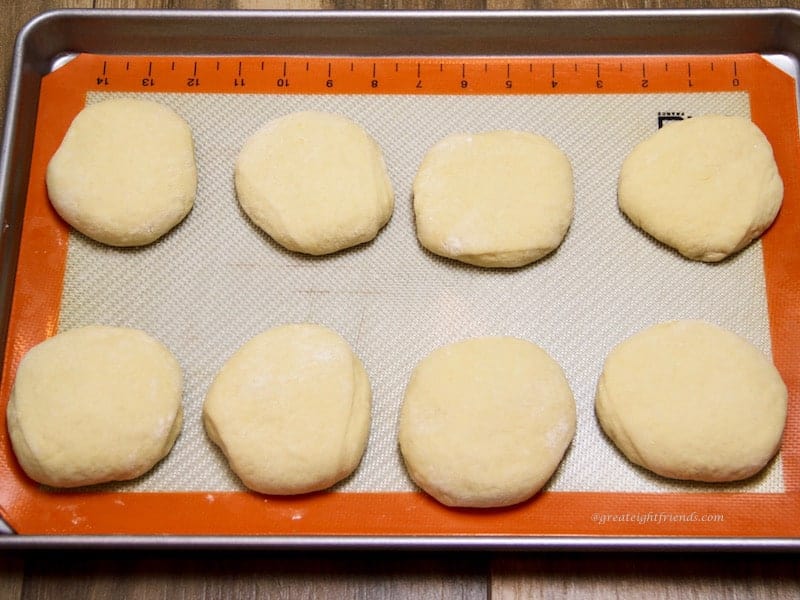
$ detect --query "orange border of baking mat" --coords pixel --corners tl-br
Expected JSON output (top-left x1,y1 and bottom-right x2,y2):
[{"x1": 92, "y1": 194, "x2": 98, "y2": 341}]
[{"x1": 1, "y1": 53, "x2": 799, "y2": 537}]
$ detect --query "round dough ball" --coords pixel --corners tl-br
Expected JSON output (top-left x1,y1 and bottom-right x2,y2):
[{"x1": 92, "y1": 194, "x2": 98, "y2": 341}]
[
  {"x1": 46, "y1": 98, "x2": 197, "y2": 246},
  {"x1": 596, "y1": 320, "x2": 787, "y2": 482},
  {"x1": 203, "y1": 323, "x2": 371, "y2": 495},
  {"x1": 235, "y1": 111, "x2": 394, "y2": 255},
  {"x1": 618, "y1": 115, "x2": 783, "y2": 262},
  {"x1": 412, "y1": 131, "x2": 574, "y2": 268},
  {"x1": 6, "y1": 326, "x2": 184, "y2": 488},
  {"x1": 399, "y1": 337, "x2": 576, "y2": 508}
]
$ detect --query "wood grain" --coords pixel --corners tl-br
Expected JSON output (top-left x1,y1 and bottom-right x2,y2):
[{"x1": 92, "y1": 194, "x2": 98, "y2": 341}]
[
  {"x1": 490, "y1": 553, "x2": 800, "y2": 599},
  {"x1": 17, "y1": 551, "x2": 488, "y2": 600},
  {"x1": 3, "y1": 1, "x2": 800, "y2": 599},
  {"x1": 0, "y1": 1, "x2": 91, "y2": 134},
  {"x1": 0, "y1": 556, "x2": 23, "y2": 600}
]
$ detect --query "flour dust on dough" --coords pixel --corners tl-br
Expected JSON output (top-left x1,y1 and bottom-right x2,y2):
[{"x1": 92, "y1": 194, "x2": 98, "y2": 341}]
[
  {"x1": 399, "y1": 337, "x2": 576, "y2": 508},
  {"x1": 412, "y1": 130, "x2": 574, "y2": 268},
  {"x1": 595, "y1": 320, "x2": 787, "y2": 482},
  {"x1": 203, "y1": 323, "x2": 371, "y2": 495},
  {"x1": 46, "y1": 98, "x2": 197, "y2": 246},
  {"x1": 235, "y1": 111, "x2": 394, "y2": 255},
  {"x1": 618, "y1": 115, "x2": 783, "y2": 262},
  {"x1": 7, "y1": 325, "x2": 184, "y2": 488}
]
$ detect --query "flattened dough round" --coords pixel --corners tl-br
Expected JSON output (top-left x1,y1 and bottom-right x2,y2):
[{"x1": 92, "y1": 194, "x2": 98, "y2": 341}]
[
  {"x1": 618, "y1": 115, "x2": 783, "y2": 262},
  {"x1": 7, "y1": 326, "x2": 184, "y2": 488},
  {"x1": 399, "y1": 337, "x2": 576, "y2": 508},
  {"x1": 412, "y1": 131, "x2": 574, "y2": 268},
  {"x1": 235, "y1": 111, "x2": 394, "y2": 255},
  {"x1": 46, "y1": 98, "x2": 197, "y2": 246},
  {"x1": 596, "y1": 320, "x2": 787, "y2": 482},
  {"x1": 203, "y1": 324, "x2": 371, "y2": 495}
]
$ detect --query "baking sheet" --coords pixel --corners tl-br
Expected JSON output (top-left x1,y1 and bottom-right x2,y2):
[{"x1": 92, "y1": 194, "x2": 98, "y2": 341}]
[{"x1": 2, "y1": 9, "x2": 800, "y2": 549}]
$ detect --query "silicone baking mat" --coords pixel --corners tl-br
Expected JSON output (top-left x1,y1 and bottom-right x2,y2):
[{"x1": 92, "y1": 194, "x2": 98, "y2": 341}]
[{"x1": 1, "y1": 53, "x2": 799, "y2": 537}]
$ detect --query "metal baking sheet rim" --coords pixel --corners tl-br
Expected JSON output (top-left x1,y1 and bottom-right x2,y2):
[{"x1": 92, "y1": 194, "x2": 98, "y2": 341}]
[
  {"x1": 2, "y1": 534, "x2": 800, "y2": 552},
  {"x1": 2, "y1": 8, "x2": 800, "y2": 551}
]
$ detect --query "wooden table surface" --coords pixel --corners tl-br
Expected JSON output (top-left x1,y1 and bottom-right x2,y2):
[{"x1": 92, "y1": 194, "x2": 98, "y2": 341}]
[{"x1": 2, "y1": 1, "x2": 800, "y2": 598}]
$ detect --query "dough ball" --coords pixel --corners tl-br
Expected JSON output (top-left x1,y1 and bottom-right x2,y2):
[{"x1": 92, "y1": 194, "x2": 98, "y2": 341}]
[
  {"x1": 412, "y1": 131, "x2": 574, "y2": 268},
  {"x1": 46, "y1": 98, "x2": 197, "y2": 246},
  {"x1": 6, "y1": 326, "x2": 183, "y2": 488},
  {"x1": 399, "y1": 337, "x2": 576, "y2": 508},
  {"x1": 618, "y1": 115, "x2": 783, "y2": 262},
  {"x1": 596, "y1": 320, "x2": 787, "y2": 482},
  {"x1": 235, "y1": 111, "x2": 394, "y2": 255},
  {"x1": 203, "y1": 323, "x2": 371, "y2": 495}
]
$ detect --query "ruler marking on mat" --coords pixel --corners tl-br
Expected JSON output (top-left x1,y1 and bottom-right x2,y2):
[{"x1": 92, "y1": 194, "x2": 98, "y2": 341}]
[{"x1": 82, "y1": 55, "x2": 755, "y2": 96}]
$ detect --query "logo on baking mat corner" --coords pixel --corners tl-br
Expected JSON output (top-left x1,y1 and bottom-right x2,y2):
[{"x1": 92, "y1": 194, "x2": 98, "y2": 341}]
[{"x1": 657, "y1": 111, "x2": 691, "y2": 129}]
